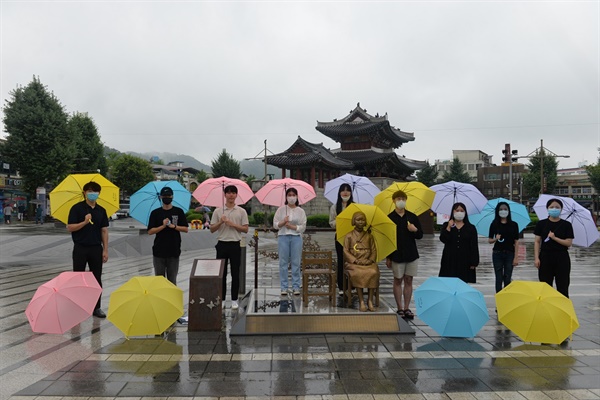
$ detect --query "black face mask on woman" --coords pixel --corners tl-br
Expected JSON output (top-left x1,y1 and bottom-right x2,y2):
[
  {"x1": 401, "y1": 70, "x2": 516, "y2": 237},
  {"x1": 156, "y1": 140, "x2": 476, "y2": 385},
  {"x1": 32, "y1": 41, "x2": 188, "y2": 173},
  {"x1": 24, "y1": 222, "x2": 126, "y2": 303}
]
[{"x1": 162, "y1": 197, "x2": 173, "y2": 205}]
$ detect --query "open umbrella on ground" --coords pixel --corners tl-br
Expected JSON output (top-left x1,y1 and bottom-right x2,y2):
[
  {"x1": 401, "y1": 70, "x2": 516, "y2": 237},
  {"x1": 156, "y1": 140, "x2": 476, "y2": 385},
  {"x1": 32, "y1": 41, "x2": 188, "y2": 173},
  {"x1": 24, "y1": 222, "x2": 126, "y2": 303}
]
[
  {"x1": 129, "y1": 181, "x2": 191, "y2": 226},
  {"x1": 374, "y1": 181, "x2": 436, "y2": 216},
  {"x1": 192, "y1": 177, "x2": 254, "y2": 208},
  {"x1": 50, "y1": 173, "x2": 120, "y2": 224},
  {"x1": 335, "y1": 203, "x2": 397, "y2": 262},
  {"x1": 533, "y1": 194, "x2": 599, "y2": 247},
  {"x1": 469, "y1": 197, "x2": 531, "y2": 237},
  {"x1": 25, "y1": 271, "x2": 102, "y2": 334},
  {"x1": 255, "y1": 178, "x2": 316, "y2": 207},
  {"x1": 107, "y1": 276, "x2": 183, "y2": 338},
  {"x1": 430, "y1": 180, "x2": 488, "y2": 215},
  {"x1": 414, "y1": 277, "x2": 489, "y2": 338},
  {"x1": 323, "y1": 174, "x2": 380, "y2": 205},
  {"x1": 495, "y1": 280, "x2": 579, "y2": 344}
]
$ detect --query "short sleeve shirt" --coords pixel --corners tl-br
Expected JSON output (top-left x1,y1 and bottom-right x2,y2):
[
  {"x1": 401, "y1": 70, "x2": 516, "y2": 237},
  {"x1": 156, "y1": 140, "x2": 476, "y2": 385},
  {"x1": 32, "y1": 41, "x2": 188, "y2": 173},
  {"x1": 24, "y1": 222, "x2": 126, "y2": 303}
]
[
  {"x1": 148, "y1": 206, "x2": 188, "y2": 258},
  {"x1": 211, "y1": 205, "x2": 249, "y2": 242},
  {"x1": 488, "y1": 220, "x2": 520, "y2": 252},
  {"x1": 534, "y1": 218, "x2": 574, "y2": 253},
  {"x1": 68, "y1": 201, "x2": 109, "y2": 246}
]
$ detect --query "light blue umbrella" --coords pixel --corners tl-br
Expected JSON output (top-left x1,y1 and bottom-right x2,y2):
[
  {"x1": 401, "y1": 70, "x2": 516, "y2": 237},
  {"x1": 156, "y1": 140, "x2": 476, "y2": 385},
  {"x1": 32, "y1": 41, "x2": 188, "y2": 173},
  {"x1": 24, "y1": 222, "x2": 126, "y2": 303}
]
[
  {"x1": 470, "y1": 197, "x2": 531, "y2": 237},
  {"x1": 414, "y1": 277, "x2": 489, "y2": 338},
  {"x1": 130, "y1": 181, "x2": 191, "y2": 226}
]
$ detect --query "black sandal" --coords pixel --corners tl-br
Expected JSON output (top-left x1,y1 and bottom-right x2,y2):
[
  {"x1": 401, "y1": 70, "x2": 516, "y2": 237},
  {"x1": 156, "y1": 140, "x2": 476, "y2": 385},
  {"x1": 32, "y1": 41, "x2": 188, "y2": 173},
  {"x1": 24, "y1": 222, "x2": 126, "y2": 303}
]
[
  {"x1": 403, "y1": 309, "x2": 414, "y2": 320},
  {"x1": 396, "y1": 309, "x2": 405, "y2": 317}
]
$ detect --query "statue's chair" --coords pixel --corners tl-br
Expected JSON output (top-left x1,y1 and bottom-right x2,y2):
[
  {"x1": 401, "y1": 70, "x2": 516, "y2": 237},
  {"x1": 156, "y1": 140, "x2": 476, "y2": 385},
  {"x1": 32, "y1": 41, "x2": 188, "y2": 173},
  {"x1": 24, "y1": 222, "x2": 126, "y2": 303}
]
[{"x1": 301, "y1": 250, "x2": 336, "y2": 304}]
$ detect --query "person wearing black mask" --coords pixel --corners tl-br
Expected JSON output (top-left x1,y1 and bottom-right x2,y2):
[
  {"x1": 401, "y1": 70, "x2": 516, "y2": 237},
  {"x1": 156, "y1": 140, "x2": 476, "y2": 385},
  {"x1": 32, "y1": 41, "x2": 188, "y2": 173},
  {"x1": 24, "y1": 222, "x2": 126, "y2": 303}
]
[{"x1": 147, "y1": 186, "x2": 189, "y2": 285}]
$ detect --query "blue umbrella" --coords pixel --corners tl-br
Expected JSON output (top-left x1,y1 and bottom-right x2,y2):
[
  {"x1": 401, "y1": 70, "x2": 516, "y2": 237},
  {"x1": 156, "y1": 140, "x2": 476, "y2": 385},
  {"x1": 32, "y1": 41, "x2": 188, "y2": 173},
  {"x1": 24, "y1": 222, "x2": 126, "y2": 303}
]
[
  {"x1": 414, "y1": 277, "x2": 489, "y2": 338},
  {"x1": 470, "y1": 197, "x2": 531, "y2": 237},
  {"x1": 130, "y1": 181, "x2": 191, "y2": 226}
]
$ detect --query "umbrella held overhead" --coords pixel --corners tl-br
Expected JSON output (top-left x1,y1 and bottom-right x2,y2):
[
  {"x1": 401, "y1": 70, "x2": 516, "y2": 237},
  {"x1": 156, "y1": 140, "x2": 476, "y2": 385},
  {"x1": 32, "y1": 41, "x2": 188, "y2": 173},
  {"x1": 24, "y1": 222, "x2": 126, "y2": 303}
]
[{"x1": 130, "y1": 180, "x2": 191, "y2": 226}]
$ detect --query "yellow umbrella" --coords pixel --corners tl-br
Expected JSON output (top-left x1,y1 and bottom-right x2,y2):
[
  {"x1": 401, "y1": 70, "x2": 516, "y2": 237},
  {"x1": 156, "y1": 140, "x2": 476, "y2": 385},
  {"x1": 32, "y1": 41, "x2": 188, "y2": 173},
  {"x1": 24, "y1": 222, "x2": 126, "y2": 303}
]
[
  {"x1": 336, "y1": 203, "x2": 397, "y2": 261},
  {"x1": 50, "y1": 173, "x2": 120, "y2": 224},
  {"x1": 374, "y1": 181, "x2": 435, "y2": 216},
  {"x1": 495, "y1": 280, "x2": 579, "y2": 344},
  {"x1": 107, "y1": 276, "x2": 183, "y2": 338}
]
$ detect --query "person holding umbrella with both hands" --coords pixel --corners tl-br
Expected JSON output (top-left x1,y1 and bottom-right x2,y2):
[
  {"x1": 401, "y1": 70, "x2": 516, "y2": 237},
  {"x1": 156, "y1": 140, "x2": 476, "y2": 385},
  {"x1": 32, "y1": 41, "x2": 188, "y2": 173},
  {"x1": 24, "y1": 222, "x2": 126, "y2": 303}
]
[{"x1": 67, "y1": 181, "x2": 109, "y2": 318}]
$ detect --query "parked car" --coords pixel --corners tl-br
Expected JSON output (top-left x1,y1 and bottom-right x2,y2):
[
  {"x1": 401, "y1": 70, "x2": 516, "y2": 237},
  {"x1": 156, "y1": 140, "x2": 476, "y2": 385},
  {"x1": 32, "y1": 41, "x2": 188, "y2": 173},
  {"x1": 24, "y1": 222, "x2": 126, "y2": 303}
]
[{"x1": 115, "y1": 208, "x2": 129, "y2": 218}]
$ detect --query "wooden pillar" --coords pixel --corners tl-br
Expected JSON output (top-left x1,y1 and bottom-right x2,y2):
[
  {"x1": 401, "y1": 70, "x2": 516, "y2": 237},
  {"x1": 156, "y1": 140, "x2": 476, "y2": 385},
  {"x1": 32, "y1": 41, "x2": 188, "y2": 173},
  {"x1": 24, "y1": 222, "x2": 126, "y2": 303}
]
[
  {"x1": 296, "y1": 169, "x2": 302, "y2": 180},
  {"x1": 281, "y1": 168, "x2": 286, "y2": 178},
  {"x1": 310, "y1": 167, "x2": 316, "y2": 188},
  {"x1": 318, "y1": 169, "x2": 324, "y2": 189}
]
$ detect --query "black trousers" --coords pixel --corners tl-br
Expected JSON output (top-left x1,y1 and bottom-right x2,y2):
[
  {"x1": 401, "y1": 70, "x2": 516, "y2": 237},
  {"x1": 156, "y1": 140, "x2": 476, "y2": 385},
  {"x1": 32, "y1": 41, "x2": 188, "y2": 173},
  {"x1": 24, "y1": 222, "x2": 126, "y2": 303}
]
[
  {"x1": 538, "y1": 250, "x2": 571, "y2": 298},
  {"x1": 72, "y1": 243, "x2": 103, "y2": 309},
  {"x1": 216, "y1": 241, "x2": 241, "y2": 301},
  {"x1": 335, "y1": 238, "x2": 344, "y2": 291}
]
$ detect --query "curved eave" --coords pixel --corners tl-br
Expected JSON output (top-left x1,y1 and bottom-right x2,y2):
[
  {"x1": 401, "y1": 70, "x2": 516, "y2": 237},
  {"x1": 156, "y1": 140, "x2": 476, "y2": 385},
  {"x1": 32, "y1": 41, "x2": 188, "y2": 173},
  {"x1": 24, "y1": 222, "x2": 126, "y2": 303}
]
[
  {"x1": 266, "y1": 153, "x2": 353, "y2": 169},
  {"x1": 316, "y1": 121, "x2": 414, "y2": 145}
]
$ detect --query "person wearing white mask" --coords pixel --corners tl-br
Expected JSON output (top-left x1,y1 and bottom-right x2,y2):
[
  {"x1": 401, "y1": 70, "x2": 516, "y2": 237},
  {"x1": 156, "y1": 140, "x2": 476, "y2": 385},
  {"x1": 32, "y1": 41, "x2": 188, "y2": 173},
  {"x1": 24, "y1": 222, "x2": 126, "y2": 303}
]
[
  {"x1": 488, "y1": 201, "x2": 520, "y2": 294},
  {"x1": 534, "y1": 198, "x2": 573, "y2": 298},
  {"x1": 385, "y1": 190, "x2": 423, "y2": 319},
  {"x1": 329, "y1": 183, "x2": 353, "y2": 295},
  {"x1": 439, "y1": 202, "x2": 479, "y2": 283},
  {"x1": 274, "y1": 187, "x2": 307, "y2": 295}
]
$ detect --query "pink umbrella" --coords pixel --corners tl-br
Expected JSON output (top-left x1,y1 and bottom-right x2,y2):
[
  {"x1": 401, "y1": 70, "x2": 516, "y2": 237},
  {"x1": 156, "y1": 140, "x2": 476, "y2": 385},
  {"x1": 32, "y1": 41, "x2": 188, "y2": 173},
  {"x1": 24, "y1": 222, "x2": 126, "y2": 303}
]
[
  {"x1": 192, "y1": 177, "x2": 254, "y2": 208},
  {"x1": 255, "y1": 178, "x2": 316, "y2": 207},
  {"x1": 25, "y1": 271, "x2": 102, "y2": 334}
]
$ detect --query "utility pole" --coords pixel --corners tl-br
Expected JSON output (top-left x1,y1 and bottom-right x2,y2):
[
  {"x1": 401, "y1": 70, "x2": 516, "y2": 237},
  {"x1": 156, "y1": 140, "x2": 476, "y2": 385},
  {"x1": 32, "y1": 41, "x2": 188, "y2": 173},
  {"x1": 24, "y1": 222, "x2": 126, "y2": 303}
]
[{"x1": 519, "y1": 139, "x2": 569, "y2": 196}]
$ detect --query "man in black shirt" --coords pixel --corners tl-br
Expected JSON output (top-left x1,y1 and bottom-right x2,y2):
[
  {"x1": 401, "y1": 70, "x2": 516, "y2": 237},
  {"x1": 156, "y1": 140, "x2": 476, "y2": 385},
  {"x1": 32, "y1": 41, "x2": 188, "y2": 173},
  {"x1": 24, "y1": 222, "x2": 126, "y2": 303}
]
[
  {"x1": 67, "y1": 181, "x2": 109, "y2": 318},
  {"x1": 147, "y1": 186, "x2": 189, "y2": 286},
  {"x1": 386, "y1": 190, "x2": 423, "y2": 319}
]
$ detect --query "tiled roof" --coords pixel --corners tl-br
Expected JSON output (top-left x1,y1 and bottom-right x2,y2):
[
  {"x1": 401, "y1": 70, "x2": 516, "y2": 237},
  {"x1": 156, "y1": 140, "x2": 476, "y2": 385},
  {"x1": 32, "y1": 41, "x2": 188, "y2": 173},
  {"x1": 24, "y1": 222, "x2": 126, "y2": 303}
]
[{"x1": 266, "y1": 136, "x2": 353, "y2": 169}]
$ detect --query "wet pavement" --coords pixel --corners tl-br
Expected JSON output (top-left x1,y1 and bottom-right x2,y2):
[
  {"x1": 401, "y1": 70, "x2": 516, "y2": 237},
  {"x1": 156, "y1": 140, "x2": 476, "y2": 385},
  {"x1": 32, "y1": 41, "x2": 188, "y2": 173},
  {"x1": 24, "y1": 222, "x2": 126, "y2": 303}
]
[{"x1": 0, "y1": 219, "x2": 599, "y2": 400}]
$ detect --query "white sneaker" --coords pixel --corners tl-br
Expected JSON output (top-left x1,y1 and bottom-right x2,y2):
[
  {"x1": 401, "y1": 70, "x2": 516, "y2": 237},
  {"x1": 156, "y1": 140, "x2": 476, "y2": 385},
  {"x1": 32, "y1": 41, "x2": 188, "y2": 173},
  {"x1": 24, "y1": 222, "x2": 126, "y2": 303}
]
[{"x1": 231, "y1": 300, "x2": 239, "y2": 310}]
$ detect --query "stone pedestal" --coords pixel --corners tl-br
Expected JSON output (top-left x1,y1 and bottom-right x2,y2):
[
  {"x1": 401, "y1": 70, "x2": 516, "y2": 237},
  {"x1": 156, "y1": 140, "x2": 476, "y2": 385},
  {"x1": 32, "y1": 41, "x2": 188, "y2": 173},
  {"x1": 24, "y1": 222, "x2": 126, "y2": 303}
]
[{"x1": 188, "y1": 259, "x2": 224, "y2": 331}]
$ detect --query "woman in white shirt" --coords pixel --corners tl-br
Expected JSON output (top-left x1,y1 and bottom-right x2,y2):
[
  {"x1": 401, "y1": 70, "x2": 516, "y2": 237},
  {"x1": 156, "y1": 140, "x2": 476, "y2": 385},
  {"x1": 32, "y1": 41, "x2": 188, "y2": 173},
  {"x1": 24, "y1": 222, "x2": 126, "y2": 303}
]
[{"x1": 273, "y1": 187, "x2": 307, "y2": 295}]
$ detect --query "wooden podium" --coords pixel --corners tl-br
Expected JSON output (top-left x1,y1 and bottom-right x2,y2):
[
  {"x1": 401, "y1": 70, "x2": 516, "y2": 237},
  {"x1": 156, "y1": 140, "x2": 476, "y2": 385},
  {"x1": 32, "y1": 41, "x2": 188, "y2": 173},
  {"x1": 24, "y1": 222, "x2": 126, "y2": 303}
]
[{"x1": 188, "y1": 259, "x2": 225, "y2": 331}]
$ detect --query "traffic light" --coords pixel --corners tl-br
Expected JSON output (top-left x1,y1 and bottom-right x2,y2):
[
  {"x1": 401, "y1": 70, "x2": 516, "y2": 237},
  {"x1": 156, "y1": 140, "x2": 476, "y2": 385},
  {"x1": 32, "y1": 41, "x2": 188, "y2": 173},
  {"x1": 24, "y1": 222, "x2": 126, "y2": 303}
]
[
  {"x1": 502, "y1": 144, "x2": 518, "y2": 162},
  {"x1": 502, "y1": 144, "x2": 511, "y2": 162}
]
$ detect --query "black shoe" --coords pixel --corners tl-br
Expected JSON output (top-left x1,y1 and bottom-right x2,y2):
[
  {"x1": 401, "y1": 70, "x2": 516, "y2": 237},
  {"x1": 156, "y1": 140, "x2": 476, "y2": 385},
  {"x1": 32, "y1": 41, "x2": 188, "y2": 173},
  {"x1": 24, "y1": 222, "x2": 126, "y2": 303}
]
[{"x1": 93, "y1": 309, "x2": 106, "y2": 318}]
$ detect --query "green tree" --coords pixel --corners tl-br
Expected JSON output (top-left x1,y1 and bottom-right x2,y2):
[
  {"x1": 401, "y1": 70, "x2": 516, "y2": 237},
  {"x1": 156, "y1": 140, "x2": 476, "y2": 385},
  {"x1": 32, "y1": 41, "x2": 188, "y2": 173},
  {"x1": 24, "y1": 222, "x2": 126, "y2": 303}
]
[
  {"x1": 245, "y1": 174, "x2": 256, "y2": 187},
  {"x1": 441, "y1": 158, "x2": 471, "y2": 183},
  {"x1": 211, "y1": 149, "x2": 241, "y2": 178},
  {"x1": 522, "y1": 151, "x2": 559, "y2": 196},
  {"x1": 586, "y1": 158, "x2": 600, "y2": 194},
  {"x1": 195, "y1": 170, "x2": 210, "y2": 183},
  {"x1": 1, "y1": 76, "x2": 73, "y2": 195},
  {"x1": 416, "y1": 163, "x2": 438, "y2": 186},
  {"x1": 68, "y1": 112, "x2": 107, "y2": 175},
  {"x1": 110, "y1": 154, "x2": 155, "y2": 197}
]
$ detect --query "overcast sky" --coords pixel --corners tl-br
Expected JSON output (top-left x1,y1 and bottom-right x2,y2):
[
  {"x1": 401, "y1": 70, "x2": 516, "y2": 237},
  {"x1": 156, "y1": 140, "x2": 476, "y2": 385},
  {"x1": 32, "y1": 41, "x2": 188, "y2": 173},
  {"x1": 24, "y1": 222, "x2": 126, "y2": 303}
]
[{"x1": 2, "y1": 1, "x2": 598, "y2": 171}]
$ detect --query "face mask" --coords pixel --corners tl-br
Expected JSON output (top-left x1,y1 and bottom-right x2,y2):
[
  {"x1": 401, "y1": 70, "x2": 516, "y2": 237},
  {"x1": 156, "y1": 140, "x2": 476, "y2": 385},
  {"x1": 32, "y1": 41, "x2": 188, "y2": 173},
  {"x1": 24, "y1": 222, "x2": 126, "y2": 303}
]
[
  {"x1": 395, "y1": 200, "x2": 406, "y2": 209},
  {"x1": 548, "y1": 208, "x2": 561, "y2": 218},
  {"x1": 86, "y1": 192, "x2": 99, "y2": 201},
  {"x1": 499, "y1": 210, "x2": 509, "y2": 218},
  {"x1": 162, "y1": 197, "x2": 173, "y2": 205},
  {"x1": 454, "y1": 211, "x2": 465, "y2": 221},
  {"x1": 287, "y1": 196, "x2": 297, "y2": 204},
  {"x1": 341, "y1": 195, "x2": 351, "y2": 202}
]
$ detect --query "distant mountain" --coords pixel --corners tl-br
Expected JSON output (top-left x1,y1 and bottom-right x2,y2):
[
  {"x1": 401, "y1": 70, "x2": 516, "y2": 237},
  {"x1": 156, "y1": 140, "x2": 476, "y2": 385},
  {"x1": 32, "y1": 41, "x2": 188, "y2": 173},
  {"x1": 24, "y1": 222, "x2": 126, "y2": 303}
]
[
  {"x1": 240, "y1": 159, "x2": 280, "y2": 179},
  {"x1": 128, "y1": 151, "x2": 212, "y2": 172},
  {"x1": 103, "y1": 147, "x2": 279, "y2": 177}
]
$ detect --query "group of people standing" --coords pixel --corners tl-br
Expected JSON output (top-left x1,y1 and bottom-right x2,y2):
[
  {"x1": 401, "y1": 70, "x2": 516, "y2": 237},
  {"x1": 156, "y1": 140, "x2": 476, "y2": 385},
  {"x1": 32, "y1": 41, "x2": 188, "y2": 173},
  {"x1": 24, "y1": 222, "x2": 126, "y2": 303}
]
[{"x1": 66, "y1": 179, "x2": 575, "y2": 321}]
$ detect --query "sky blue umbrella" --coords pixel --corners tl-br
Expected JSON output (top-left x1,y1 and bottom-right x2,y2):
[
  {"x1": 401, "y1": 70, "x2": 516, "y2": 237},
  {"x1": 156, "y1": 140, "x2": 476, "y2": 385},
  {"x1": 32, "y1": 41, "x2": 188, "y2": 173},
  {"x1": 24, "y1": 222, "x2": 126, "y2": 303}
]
[
  {"x1": 469, "y1": 197, "x2": 531, "y2": 237},
  {"x1": 130, "y1": 181, "x2": 191, "y2": 226},
  {"x1": 414, "y1": 277, "x2": 489, "y2": 338}
]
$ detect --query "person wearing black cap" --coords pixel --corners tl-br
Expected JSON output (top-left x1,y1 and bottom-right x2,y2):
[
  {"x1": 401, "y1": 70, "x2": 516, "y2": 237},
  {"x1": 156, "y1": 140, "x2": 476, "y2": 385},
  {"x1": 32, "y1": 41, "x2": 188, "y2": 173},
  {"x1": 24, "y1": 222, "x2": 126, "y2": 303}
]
[
  {"x1": 147, "y1": 186, "x2": 189, "y2": 286},
  {"x1": 210, "y1": 184, "x2": 249, "y2": 310},
  {"x1": 67, "y1": 181, "x2": 109, "y2": 318}
]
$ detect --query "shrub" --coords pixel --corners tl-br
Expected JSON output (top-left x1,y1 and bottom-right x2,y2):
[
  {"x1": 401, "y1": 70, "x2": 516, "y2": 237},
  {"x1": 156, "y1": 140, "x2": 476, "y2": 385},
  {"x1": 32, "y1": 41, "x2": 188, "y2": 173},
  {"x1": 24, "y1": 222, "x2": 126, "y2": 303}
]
[
  {"x1": 186, "y1": 212, "x2": 202, "y2": 223},
  {"x1": 307, "y1": 214, "x2": 330, "y2": 228}
]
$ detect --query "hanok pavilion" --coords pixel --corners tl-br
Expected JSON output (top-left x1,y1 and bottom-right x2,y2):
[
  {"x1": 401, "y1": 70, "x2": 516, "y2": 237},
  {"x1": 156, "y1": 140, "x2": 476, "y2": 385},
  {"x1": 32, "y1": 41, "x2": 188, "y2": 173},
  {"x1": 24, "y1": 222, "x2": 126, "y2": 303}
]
[{"x1": 266, "y1": 103, "x2": 427, "y2": 188}]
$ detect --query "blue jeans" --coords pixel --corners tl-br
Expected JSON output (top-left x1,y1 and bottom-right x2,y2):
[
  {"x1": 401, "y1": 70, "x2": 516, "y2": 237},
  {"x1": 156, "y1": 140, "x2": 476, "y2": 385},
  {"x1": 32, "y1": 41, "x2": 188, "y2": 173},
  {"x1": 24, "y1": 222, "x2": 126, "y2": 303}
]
[
  {"x1": 492, "y1": 250, "x2": 514, "y2": 293},
  {"x1": 278, "y1": 235, "x2": 302, "y2": 291}
]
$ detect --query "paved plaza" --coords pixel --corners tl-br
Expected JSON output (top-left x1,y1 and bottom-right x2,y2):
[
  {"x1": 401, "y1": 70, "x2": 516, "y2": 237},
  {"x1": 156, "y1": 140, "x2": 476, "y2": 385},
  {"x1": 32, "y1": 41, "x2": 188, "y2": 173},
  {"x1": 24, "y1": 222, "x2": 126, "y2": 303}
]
[{"x1": 0, "y1": 219, "x2": 599, "y2": 400}]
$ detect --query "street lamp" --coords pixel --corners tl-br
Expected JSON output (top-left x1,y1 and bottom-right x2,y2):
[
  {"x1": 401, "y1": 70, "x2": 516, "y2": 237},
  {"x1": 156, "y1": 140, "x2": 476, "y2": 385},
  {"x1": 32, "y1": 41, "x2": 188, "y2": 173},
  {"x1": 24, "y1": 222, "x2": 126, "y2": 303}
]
[{"x1": 502, "y1": 144, "x2": 519, "y2": 200}]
